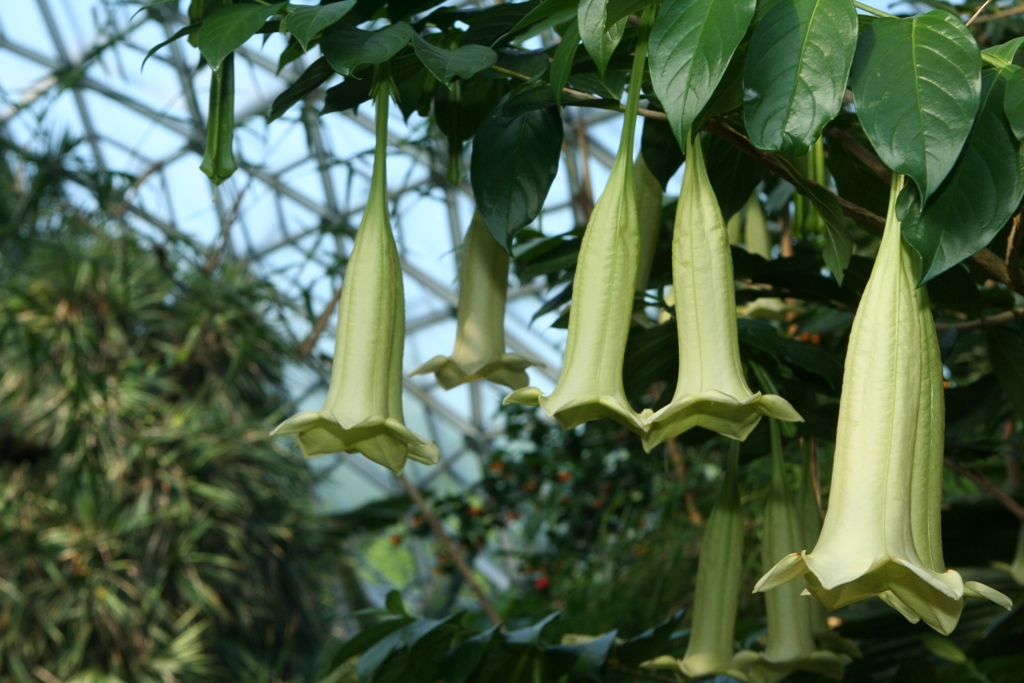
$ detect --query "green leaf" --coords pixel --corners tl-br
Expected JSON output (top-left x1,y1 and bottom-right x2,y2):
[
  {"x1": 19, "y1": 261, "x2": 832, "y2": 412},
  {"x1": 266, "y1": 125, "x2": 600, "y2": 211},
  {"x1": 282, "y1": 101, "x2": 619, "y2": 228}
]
[
  {"x1": 615, "y1": 610, "x2": 686, "y2": 667},
  {"x1": 329, "y1": 617, "x2": 412, "y2": 668},
  {"x1": 502, "y1": 611, "x2": 562, "y2": 646},
  {"x1": 743, "y1": 0, "x2": 857, "y2": 155},
  {"x1": 321, "y1": 71, "x2": 374, "y2": 114},
  {"x1": 268, "y1": 57, "x2": 334, "y2": 122},
  {"x1": 850, "y1": 10, "x2": 981, "y2": 201},
  {"x1": 545, "y1": 630, "x2": 618, "y2": 681},
  {"x1": 988, "y1": 327, "x2": 1024, "y2": 422},
  {"x1": 1004, "y1": 68, "x2": 1024, "y2": 141},
  {"x1": 442, "y1": 625, "x2": 500, "y2": 683},
  {"x1": 984, "y1": 36, "x2": 1024, "y2": 66},
  {"x1": 921, "y1": 634, "x2": 970, "y2": 665},
  {"x1": 639, "y1": 118, "x2": 684, "y2": 188},
  {"x1": 496, "y1": 0, "x2": 577, "y2": 46},
  {"x1": 411, "y1": 34, "x2": 498, "y2": 87},
  {"x1": 772, "y1": 154, "x2": 852, "y2": 283},
  {"x1": 385, "y1": 590, "x2": 408, "y2": 616},
  {"x1": 471, "y1": 96, "x2": 564, "y2": 249},
  {"x1": 703, "y1": 132, "x2": 766, "y2": 221},
  {"x1": 900, "y1": 68, "x2": 1024, "y2": 282},
  {"x1": 550, "y1": 22, "x2": 581, "y2": 104},
  {"x1": 649, "y1": 0, "x2": 755, "y2": 147},
  {"x1": 578, "y1": 0, "x2": 625, "y2": 78},
  {"x1": 282, "y1": 1, "x2": 356, "y2": 51},
  {"x1": 196, "y1": 2, "x2": 286, "y2": 71},
  {"x1": 142, "y1": 22, "x2": 199, "y2": 70},
  {"x1": 321, "y1": 23, "x2": 415, "y2": 76}
]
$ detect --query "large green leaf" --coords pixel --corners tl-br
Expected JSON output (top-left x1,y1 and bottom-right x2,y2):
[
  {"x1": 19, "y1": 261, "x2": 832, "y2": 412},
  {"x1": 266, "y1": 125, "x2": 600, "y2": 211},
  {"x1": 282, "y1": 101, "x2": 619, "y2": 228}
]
[
  {"x1": 703, "y1": 132, "x2": 766, "y2": 221},
  {"x1": 196, "y1": 2, "x2": 285, "y2": 71},
  {"x1": 578, "y1": 0, "x2": 625, "y2": 78},
  {"x1": 983, "y1": 36, "x2": 1024, "y2": 66},
  {"x1": 281, "y1": 1, "x2": 356, "y2": 51},
  {"x1": 321, "y1": 23, "x2": 414, "y2": 76},
  {"x1": 649, "y1": 0, "x2": 755, "y2": 147},
  {"x1": 268, "y1": 57, "x2": 334, "y2": 122},
  {"x1": 900, "y1": 68, "x2": 1024, "y2": 282},
  {"x1": 988, "y1": 328, "x2": 1024, "y2": 421},
  {"x1": 471, "y1": 93, "x2": 564, "y2": 249},
  {"x1": 411, "y1": 34, "x2": 498, "y2": 87},
  {"x1": 851, "y1": 10, "x2": 981, "y2": 202},
  {"x1": 743, "y1": 0, "x2": 857, "y2": 155},
  {"x1": 550, "y1": 22, "x2": 581, "y2": 104},
  {"x1": 1004, "y1": 68, "x2": 1024, "y2": 141}
]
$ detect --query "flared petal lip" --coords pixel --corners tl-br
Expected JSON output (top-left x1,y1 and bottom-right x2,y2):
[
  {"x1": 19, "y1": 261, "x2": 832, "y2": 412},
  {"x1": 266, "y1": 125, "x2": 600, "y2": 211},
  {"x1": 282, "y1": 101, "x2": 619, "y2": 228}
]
[
  {"x1": 642, "y1": 390, "x2": 802, "y2": 450},
  {"x1": 504, "y1": 387, "x2": 647, "y2": 434},
  {"x1": 410, "y1": 353, "x2": 536, "y2": 390},
  {"x1": 734, "y1": 648, "x2": 852, "y2": 682},
  {"x1": 271, "y1": 409, "x2": 440, "y2": 473},
  {"x1": 755, "y1": 550, "x2": 1009, "y2": 635}
]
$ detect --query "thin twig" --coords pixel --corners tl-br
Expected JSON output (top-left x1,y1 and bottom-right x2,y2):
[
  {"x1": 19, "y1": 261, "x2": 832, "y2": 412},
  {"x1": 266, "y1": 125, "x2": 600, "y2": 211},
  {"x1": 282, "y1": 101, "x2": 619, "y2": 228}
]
[
  {"x1": 1005, "y1": 213, "x2": 1023, "y2": 289},
  {"x1": 299, "y1": 283, "x2": 343, "y2": 357},
  {"x1": 934, "y1": 307, "x2": 1024, "y2": 332},
  {"x1": 969, "y1": 2, "x2": 1024, "y2": 23},
  {"x1": 966, "y1": 0, "x2": 996, "y2": 26},
  {"x1": 398, "y1": 474, "x2": 503, "y2": 626},
  {"x1": 944, "y1": 458, "x2": 1024, "y2": 522}
]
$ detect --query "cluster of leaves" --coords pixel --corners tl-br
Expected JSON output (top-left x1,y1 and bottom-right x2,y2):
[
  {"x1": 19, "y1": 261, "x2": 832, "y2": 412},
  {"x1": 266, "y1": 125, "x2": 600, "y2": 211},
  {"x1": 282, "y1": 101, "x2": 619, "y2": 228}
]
[
  {"x1": 321, "y1": 591, "x2": 685, "y2": 683},
  {"x1": 0, "y1": 147, "x2": 345, "y2": 680}
]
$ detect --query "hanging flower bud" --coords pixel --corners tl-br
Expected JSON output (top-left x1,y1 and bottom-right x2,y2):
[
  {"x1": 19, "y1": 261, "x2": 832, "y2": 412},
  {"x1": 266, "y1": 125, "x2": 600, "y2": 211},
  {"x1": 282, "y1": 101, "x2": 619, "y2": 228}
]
[
  {"x1": 644, "y1": 447, "x2": 749, "y2": 681},
  {"x1": 634, "y1": 154, "x2": 665, "y2": 293},
  {"x1": 755, "y1": 175, "x2": 1010, "y2": 635},
  {"x1": 733, "y1": 422, "x2": 851, "y2": 683},
  {"x1": 743, "y1": 193, "x2": 773, "y2": 261},
  {"x1": 642, "y1": 133, "x2": 802, "y2": 451},
  {"x1": 504, "y1": 15, "x2": 657, "y2": 434},
  {"x1": 271, "y1": 84, "x2": 439, "y2": 475},
  {"x1": 411, "y1": 212, "x2": 535, "y2": 390}
]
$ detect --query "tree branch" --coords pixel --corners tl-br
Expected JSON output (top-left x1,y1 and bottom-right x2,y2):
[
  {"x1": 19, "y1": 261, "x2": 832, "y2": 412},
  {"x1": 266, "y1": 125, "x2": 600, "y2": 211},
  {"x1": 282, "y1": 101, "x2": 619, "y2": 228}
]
[
  {"x1": 398, "y1": 474, "x2": 503, "y2": 626},
  {"x1": 944, "y1": 458, "x2": 1024, "y2": 522}
]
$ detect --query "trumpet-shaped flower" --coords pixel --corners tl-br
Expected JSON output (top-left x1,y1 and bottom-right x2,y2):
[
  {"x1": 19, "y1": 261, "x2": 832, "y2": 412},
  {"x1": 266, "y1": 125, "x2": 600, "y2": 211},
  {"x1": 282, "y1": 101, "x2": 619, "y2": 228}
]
[
  {"x1": 644, "y1": 448, "x2": 750, "y2": 681},
  {"x1": 504, "y1": 28, "x2": 654, "y2": 434},
  {"x1": 271, "y1": 86, "x2": 439, "y2": 475},
  {"x1": 412, "y1": 212, "x2": 535, "y2": 390},
  {"x1": 642, "y1": 133, "x2": 801, "y2": 451},
  {"x1": 755, "y1": 175, "x2": 1010, "y2": 635},
  {"x1": 733, "y1": 422, "x2": 851, "y2": 683}
]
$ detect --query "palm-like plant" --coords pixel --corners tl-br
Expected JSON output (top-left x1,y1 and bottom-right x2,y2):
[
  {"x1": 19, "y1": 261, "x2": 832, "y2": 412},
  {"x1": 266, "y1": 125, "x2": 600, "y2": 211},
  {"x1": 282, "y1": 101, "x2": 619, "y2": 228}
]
[{"x1": 0, "y1": 148, "x2": 341, "y2": 680}]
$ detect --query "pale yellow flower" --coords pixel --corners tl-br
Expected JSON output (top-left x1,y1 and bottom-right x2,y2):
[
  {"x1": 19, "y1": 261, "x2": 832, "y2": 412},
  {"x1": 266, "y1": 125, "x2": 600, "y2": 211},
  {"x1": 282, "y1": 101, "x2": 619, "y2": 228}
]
[
  {"x1": 755, "y1": 175, "x2": 1010, "y2": 635},
  {"x1": 643, "y1": 133, "x2": 801, "y2": 451},
  {"x1": 271, "y1": 87, "x2": 438, "y2": 474},
  {"x1": 412, "y1": 212, "x2": 535, "y2": 390}
]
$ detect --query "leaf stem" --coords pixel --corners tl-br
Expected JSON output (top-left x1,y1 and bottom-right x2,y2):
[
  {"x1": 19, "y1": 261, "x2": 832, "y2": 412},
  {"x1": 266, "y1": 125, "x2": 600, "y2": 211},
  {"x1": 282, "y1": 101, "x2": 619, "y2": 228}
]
[{"x1": 854, "y1": 2, "x2": 896, "y2": 18}]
